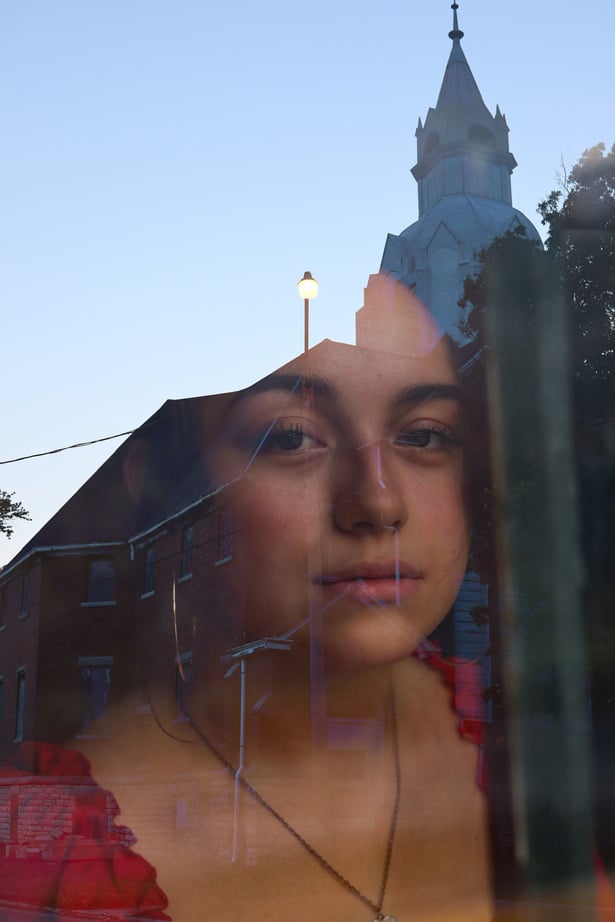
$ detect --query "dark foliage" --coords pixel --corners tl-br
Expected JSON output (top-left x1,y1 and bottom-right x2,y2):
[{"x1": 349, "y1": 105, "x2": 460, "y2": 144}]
[
  {"x1": 540, "y1": 145, "x2": 615, "y2": 861},
  {"x1": 0, "y1": 490, "x2": 30, "y2": 539},
  {"x1": 538, "y1": 142, "x2": 615, "y2": 392},
  {"x1": 539, "y1": 145, "x2": 615, "y2": 691},
  {"x1": 460, "y1": 143, "x2": 615, "y2": 861}
]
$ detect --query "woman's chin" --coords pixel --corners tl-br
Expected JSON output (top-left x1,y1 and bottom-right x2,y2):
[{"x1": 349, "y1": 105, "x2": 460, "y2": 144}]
[{"x1": 321, "y1": 618, "x2": 425, "y2": 673}]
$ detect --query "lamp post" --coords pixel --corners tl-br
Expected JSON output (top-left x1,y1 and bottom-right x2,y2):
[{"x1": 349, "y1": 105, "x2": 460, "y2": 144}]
[
  {"x1": 297, "y1": 271, "x2": 319, "y2": 353},
  {"x1": 222, "y1": 637, "x2": 293, "y2": 863}
]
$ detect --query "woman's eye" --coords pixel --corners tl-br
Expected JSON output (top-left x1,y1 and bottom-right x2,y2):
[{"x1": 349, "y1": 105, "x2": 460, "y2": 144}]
[
  {"x1": 257, "y1": 422, "x2": 325, "y2": 455},
  {"x1": 267, "y1": 424, "x2": 308, "y2": 452},
  {"x1": 394, "y1": 425, "x2": 458, "y2": 451}
]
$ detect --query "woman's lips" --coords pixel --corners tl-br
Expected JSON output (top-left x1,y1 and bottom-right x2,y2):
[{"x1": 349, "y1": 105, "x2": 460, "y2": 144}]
[{"x1": 316, "y1": 562, "x2": 423, "y2": 605}]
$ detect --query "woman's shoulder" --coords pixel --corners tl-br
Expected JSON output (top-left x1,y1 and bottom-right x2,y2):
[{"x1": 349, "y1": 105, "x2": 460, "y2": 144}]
[{"x1": 394, "y1": 644, "x2": 488, "y2": 781}]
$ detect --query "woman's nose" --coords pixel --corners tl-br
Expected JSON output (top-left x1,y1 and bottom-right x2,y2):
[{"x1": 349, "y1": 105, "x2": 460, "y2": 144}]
[{"x1": 331, "y1": 440, "x2": 409, "y2": 535}]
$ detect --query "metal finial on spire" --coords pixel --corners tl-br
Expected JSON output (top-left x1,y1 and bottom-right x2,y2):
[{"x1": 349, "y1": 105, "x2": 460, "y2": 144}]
[{"x1": 449, "y1": 1, "x2": 464, "y2": 41}]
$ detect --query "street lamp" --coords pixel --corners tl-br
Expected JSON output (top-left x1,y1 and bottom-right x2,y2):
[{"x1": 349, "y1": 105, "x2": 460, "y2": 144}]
[
  {"x1": 222, "y1": 637, "x2": 293, "y2": 862},
  {"x1": 297, "y1": 270, "x2": 319, "y2": 352}
]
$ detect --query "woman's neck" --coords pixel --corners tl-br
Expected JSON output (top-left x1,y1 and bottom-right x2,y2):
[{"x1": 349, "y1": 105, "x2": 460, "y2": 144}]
[{"x1": 243, "y1": 653, "x2": 396, "y2": 772}]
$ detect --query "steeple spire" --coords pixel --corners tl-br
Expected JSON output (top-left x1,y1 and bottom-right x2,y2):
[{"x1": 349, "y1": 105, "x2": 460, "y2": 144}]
[
  {"x1": 449, "y1": 2, "x2": 464, "y2": 42},
  {"x1": 379, "y1": 0, "x2": 541, "y2": 343},
  {"x1": 409, "y1": 0, "x2": 518, "y2": 215},
  {"x1": 435, "y1": 2, "x2": 485, "y2": 115}
]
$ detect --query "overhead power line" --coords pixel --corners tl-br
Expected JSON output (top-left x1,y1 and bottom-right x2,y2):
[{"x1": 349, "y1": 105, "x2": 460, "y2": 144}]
[
  {"x1": 0, "y1": 430, "x2": 136, "y2": 465},
  {"x1": 2, "y1": 411, "x2": 615, "y2": 468}
]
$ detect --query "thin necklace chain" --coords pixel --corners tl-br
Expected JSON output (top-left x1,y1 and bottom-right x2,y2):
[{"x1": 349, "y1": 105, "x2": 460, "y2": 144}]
[{"x1": 189, "y1": 700, "x2": 401, "y2": 920}]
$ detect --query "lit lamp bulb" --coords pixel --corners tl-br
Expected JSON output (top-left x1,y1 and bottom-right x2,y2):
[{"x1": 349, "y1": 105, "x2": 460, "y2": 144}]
[
  {"x1": 297, "y1": 270, "x2": 319, "y2": 301},
  {"x1": 298, "y1": 271, "x2": 319, "y2": 353}
]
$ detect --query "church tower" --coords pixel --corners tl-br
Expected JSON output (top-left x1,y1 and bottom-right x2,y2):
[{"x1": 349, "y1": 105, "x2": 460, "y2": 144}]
[{"x1": 380, "y1": 3, "x2": 540, "y2": 340}]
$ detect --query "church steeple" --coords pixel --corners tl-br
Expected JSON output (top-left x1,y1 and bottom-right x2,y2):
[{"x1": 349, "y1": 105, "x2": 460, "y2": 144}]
[
  {"x1": 379, "y1": 0, "x2": 540, "y2": 341},
  {"x1": 412, "y1": 3, "x2": 517, "y2": 215},
  {"x1": 436, "y1": 4, "x2": 488, "y2": 117},
  {"x1": 448, "y1": 1, "x2": 463, "y2": 41}
]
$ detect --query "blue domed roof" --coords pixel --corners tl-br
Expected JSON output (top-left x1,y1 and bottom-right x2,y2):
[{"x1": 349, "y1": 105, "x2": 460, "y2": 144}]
[{"x1": 398, "y1": 194, "x2": 541, "y2": 261}]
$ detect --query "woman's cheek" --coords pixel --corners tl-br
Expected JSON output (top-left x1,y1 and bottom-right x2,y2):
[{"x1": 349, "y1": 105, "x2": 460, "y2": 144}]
[{"x1": 245, "y1": 472, "x2": 323, "y2": 532}]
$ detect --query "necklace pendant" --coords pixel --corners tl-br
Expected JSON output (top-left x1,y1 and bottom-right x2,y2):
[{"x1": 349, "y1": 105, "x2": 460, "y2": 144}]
[{"x1": 374, "y1": 916, "x2": 397, "y2": 922}]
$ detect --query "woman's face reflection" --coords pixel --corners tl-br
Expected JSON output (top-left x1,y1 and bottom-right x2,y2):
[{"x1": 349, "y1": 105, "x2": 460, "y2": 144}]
[{"x1": 208, "y1": 339, "x2": 468, "y2": 669}]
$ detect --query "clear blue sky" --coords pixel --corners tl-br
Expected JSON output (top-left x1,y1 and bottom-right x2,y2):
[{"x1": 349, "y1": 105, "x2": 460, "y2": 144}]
[{"x1": 1, "y1": 0, "x2": 613, "y2": 565}]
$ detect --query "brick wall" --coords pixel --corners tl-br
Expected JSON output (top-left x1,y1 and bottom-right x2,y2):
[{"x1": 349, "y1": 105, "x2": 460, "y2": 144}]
[
  {"x1": 0, "y1": 559, "x2": 42, "y2": 758},
  {"x1": 0, "y1": 775, "x2": 135, "y2": 851}
]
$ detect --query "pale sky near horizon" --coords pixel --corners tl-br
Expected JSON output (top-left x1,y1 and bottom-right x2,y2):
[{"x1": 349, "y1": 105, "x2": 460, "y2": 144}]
[{"x1": 1, "y1": 0, "x2": 613, "y2": 565}]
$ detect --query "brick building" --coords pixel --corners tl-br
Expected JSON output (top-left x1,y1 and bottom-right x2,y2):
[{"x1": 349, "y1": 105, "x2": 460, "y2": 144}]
[
  {"x1": 0, "y1": 391, "x2": 235, "y2": 759},
  {"x1": 0, "y1": 329, "x2": 495, "y2": 915}
]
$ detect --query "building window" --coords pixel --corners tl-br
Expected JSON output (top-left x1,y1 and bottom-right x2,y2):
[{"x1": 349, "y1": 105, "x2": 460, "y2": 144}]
[
  {"x1": 15, "y1": 669, "x2": 26, "y2": 742},
  {"x1": 78, "y1": 656, "x2": 113, "y2": 737},
  {"x1": 0, "y1": 586, "x2": 6, "y2": 628},
  {"x1": 143, "y1": 545, "x2": 156, "y2": 595},
  {"x1": 180, "y1": 526, "x2": 194, "y2": 579},
  {"x1": 175, "y1": 652, "x2": 192, "y2": 722},
  {"x1": 20, "y1": 571, "x2": 31, "y2": 617},
  {"x1": 86, "y1": 559, "x2": 116, "y2": 604},
  {"x1": 216, "y1": 509, "x2": 233, "y2": 565}
]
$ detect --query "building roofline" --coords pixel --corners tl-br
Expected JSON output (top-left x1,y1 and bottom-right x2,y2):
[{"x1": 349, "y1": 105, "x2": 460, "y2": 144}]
[
  {"x1": 128, "y1": 486, "x2": 222, "y2": 546},
  {"x1": 0, "y1": 541, "x2": 127, "y2": 583}
]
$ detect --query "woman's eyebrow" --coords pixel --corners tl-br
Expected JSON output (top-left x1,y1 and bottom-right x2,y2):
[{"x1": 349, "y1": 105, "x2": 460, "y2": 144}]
[
  {"x1": 230, "y1": 374, "x2": 339, "y2": 408},
  {"x1": 393, "y1": 383, "x2": 460, "y2": 409}
]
